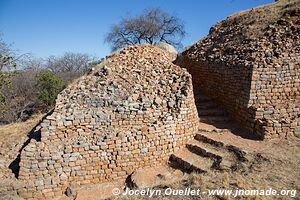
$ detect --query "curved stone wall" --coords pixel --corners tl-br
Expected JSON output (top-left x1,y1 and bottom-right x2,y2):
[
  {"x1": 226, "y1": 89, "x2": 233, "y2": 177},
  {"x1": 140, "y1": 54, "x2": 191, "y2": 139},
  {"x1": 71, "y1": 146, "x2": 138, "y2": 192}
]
[{"x1": 17, "y1": 45, "x2": 199, "y2": 199}]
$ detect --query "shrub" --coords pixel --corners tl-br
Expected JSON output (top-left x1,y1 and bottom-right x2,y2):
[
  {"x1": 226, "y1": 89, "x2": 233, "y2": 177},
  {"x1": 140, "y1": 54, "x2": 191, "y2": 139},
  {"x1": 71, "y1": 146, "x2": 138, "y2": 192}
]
[
  {"x1": 0, "y1": 92, "x2": 6, "y2": 121},
  {"x1": 36, "y1": 71, "x2": 66, "y2": 106},
  {"x1": 0, "y1": 72, "x2": 17, "y2": 123}
]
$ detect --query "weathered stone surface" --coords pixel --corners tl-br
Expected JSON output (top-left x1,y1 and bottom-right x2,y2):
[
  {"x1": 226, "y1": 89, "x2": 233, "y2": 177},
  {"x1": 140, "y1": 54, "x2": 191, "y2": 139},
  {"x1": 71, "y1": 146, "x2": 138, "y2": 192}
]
[{"x1": 154, "y1": 42, "x2": 178, "y2": 61}]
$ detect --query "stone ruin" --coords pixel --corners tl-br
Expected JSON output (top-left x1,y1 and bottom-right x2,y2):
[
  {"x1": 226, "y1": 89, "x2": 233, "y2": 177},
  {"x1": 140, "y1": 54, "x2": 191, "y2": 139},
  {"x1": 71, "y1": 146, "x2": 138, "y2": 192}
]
[
  {"x1": 176, "y1": 0, "x2": 300, "y2": 139},
  {"x1": 17, "y1": 45, "x2": 199, "y2": 199},
  {"x1": 12, "y1": 1, "x2": 300, "y2": 199}
]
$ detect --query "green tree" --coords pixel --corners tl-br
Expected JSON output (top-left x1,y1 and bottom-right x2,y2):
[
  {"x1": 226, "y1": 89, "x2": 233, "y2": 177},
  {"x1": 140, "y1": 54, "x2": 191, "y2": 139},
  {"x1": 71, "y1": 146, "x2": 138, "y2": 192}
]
[{"x1": 36, "y1": 71, "x2": 66, "y2": 106}]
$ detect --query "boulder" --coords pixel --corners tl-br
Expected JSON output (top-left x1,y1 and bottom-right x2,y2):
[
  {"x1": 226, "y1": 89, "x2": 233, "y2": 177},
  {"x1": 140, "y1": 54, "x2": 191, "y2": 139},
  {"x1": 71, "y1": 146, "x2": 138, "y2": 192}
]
[
  {"x1": 130, "y1": 165, "x2": 183, "y2": 189},
  {"x1": 154, "y1": 42, "x2": 178, "y2": 61}
]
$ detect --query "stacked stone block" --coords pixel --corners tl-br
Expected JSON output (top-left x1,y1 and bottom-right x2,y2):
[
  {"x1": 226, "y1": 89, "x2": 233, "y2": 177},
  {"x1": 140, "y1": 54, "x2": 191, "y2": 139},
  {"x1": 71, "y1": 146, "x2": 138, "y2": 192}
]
[
  {"x1": 17, "y1": 45, "x2": 199, "y2": 199},
  {"x1": 176, "y1": 0, "x2": 300, "y2": 139}
]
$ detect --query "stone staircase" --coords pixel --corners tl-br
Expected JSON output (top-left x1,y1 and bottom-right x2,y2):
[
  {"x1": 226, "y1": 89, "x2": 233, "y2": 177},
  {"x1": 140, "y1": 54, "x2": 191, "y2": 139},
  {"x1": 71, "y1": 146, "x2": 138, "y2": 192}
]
[
  {"x1": 169, "y1": 132, "x2": 249, "y2": 173},
  {"x1": 195, "y1": 92, "x2": 230, "y2": 125},
  {"x1": 169, "y1": 92, "x2": 250, "y2": 173}
]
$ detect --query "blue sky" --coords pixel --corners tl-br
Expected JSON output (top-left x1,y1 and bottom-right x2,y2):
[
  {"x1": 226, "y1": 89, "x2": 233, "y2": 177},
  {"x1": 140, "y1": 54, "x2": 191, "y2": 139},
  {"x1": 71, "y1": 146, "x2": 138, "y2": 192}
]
[{"x1": 0, "y1": 0, "x2": 273, "y2": 59}]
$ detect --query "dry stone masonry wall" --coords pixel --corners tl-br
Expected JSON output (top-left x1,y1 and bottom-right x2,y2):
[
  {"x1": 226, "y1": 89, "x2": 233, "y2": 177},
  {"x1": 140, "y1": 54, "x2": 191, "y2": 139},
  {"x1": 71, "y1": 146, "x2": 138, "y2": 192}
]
[
  {"x1": 17, "y1": 45, "x2": 199, "y2": 199},
  {"x1": 177, "y1": 0, "x2": 300, "y2": 139}
]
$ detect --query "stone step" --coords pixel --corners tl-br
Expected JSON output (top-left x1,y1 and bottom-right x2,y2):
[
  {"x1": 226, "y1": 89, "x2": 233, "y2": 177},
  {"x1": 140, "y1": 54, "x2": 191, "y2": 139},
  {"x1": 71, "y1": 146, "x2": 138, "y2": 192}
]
[
  {"x1": 198, "y1": 108, "x2": 227, "y2": 117},
  {"x1": 199, "y1": 116, "x2": 231, "y2": 123},
  {"x1": 169, "y1": 148, "x2": 213, "y2": 173},
  {"x1": 196, "y1": 99, "x2": 213, "y2": 104},
  {"x1": 197, "y1": 122, "x2": 233, "y2": 133},
  {"x1": 194, "y1": 94, "x2": 212, "y2": 102},
  {"x1": 186, "y1": 140, "x2": 236, "y2": 170},
  {"x1": 196, "y1": 102, "x2": 217, "y2": 109},
  {"x1": 195, "y1": 133, "x2": 225, "y2": 147},
  {"x1": 195, "y1": 133, "x2": 248, "y2": 162}
]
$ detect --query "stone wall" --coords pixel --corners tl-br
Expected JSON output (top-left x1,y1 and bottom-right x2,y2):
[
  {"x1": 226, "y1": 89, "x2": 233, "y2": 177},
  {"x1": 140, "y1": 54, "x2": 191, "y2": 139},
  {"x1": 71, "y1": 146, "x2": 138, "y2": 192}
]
[
  {"x1": 251, "y1": 61, "x2": 300, "y2": 138},
  {"x1": 177, "y1": 60, "x2": 255, "y2": 134},
  {"x1": 177, "y1": 57, "x2": 300, "y2": 139},
  {"x1": 176, "y1": 0, "x2": 300, "y2": 139},
  {"x1": 17, "y1": 45, "x2": 199, "y2": 199}
]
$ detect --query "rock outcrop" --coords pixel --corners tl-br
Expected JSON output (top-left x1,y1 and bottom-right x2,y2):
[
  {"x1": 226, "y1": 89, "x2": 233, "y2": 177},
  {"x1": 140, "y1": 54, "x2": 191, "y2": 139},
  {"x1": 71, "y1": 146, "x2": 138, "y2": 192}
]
[
  {"x1": 176, "y1": 0, "x2": 300, "y2": 139},
  {"x1": 17, "y1": 45, "x2": 199, "y2": 199}
]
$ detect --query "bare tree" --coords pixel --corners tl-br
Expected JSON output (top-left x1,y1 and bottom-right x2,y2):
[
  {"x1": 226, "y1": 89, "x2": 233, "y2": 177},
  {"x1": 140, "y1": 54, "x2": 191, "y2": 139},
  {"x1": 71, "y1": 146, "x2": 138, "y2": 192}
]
[
  {"x1": 0, "y1": 36, "x2": 17, "y2": 71},
  {"x1": 105, "y1": 8, "x2": 186, "y2": 51},
  {"x1": 45, "y1": 52, "x2": 95, "y2": 82},
  {"x1": 20, "y1": 56, "x2": 44, "y2": 71},
  {"x1": 1, "y1": 70, "x2": 39, "y2": 123},
  {"x1": 0, "y1": 48, "x2": 98, "y2": 123},
  {"x1": 0, "y1": 35, "x2": 28, "y2": 71}
]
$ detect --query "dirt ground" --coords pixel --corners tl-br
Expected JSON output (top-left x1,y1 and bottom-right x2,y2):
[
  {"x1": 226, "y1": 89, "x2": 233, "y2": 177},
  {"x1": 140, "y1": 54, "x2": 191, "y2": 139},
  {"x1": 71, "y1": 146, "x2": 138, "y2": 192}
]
[{"x1": 113, "y1": 136, "x2": 300, "y2": 200}]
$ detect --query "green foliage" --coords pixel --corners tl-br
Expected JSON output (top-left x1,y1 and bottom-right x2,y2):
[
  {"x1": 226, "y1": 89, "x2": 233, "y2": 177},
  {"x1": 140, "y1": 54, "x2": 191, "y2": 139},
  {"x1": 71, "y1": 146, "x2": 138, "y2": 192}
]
[
  {"x1": 36, "y1": 71, "x2": 66, "y2": 106},
  {"x1": 0, "y1": 72, "x2": 17, "y2": 120},
  {"x1": 0, "y1": 92, "x2": 6, "y2": 119},
  {"x1": 0, "y1": 35, "x2": 17, "y2": 71},
  {"x1": 0, "y1": 54, "x2": 16, "y2": 71},
  {"x1": 0, "y1": 71, "x2": 17, "y2": 88}
]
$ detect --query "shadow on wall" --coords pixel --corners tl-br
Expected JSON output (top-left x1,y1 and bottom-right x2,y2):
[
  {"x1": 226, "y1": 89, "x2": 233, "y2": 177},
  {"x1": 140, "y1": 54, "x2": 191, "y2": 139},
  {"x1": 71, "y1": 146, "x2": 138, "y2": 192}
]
[
  {"x1": 194, "y1": 89, "x2": 261, "y2": 141},
  {"x1": 176, "y1": 55, "x2": 300, "y2": 139},
  {"x1": 175, "y1": 58, "x2": 262, "y2": 140},
  {"x1": 9, "y1": 111, "x2": 52, "y2": 178}
]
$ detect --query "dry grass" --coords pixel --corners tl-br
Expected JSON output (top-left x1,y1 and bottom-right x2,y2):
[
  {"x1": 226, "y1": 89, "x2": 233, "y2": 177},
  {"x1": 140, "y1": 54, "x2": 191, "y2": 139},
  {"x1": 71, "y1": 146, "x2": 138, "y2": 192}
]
[
  {"x1": 0, "y1": 113, "x2": 44, "y2": 146},
  {"x1": 0, "y1": 114, "x2": 45, "y2": 199},
  {"x1": 223, "y1": 0, "x2": 300, "y2": 38},
  {"x1": 115, "y1": 140, "x2": 300, "y2": 200}
]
